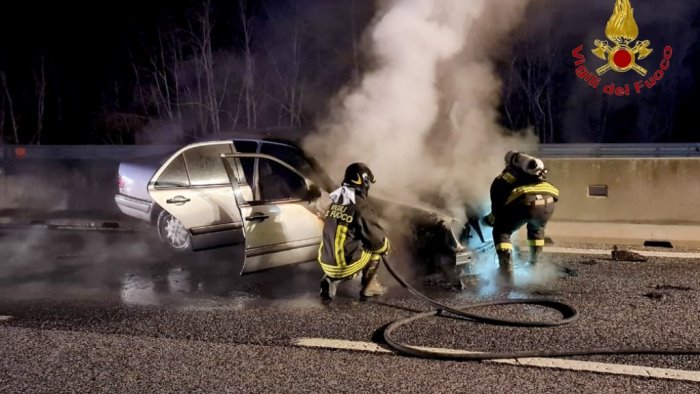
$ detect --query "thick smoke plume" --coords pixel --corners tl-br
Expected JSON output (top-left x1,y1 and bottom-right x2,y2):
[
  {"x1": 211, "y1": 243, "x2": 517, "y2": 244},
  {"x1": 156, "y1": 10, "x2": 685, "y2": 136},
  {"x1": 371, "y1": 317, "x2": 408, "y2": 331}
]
[{"x1": 303, "y1": 0, "x2": 538, "y2": 218}]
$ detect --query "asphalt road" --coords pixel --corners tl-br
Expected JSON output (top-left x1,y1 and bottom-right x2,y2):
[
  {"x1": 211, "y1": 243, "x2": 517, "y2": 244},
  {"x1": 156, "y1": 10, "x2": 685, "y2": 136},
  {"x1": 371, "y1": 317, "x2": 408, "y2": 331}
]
[{"x1": 2, "y1": 226, "x2": 700, "y2": 393}]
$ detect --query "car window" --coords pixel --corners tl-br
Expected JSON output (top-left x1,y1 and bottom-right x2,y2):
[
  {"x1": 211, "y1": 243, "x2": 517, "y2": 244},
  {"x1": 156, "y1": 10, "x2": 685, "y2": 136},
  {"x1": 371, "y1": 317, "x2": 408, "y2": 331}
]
[
  {"x1": 256, "y1": 157, "x2": 307, "y2": 202},
  {"x1": 260, "y1": 142, "x2": 313, "y2": 178},
  {"x1": 183, "y1": 144, "x2": 233, "y2": 186},
  {"x1": 154, "y1": 154, "x2": 190, "y2": 188},
  {"x1": 234, "y1": 140, "x2": 258, "y2": 153}
]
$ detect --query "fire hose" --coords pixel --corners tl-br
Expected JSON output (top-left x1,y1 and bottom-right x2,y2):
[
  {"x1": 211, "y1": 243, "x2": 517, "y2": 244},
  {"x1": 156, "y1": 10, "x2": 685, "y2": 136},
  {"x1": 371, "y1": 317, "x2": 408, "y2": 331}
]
[{"x1": 380, "y1": 256, "x2": 700, "y2": 360}]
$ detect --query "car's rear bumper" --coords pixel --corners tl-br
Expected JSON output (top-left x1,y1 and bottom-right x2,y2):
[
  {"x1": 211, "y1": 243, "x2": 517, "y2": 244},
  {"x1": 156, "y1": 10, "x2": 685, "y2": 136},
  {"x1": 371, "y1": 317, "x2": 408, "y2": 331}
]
[{"x1": 115, "y1": 194, "x2": 153, "y2": 222}]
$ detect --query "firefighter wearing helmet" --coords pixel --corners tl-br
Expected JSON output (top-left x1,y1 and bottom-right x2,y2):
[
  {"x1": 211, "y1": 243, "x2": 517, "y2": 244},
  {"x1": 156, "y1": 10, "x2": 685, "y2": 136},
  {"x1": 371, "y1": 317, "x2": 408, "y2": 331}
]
[
  {"x1": 482, "y1": 151, "x2": 560, "y2": 285},
  {"x1": 317, "y1": 162, "x2": 391, "y2": 301}
]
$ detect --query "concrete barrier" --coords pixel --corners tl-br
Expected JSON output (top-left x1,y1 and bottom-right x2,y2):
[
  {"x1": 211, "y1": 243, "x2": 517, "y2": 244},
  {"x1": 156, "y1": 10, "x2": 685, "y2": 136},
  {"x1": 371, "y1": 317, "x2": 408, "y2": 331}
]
[{"x1": 545, "y1": 158, "x2": 700, "y2": 224}]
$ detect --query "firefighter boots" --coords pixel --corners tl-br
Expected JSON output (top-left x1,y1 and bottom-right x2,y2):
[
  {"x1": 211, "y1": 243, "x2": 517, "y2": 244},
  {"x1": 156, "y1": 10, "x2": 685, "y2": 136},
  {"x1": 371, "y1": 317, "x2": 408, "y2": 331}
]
[
  {"x1": 320, "y1": 275, "x2": 338, "y2": 301},
  {"x1": 497, "y1": 249, "x2": 514, "y2": 287},
  {"x1": 529, "y1": 245, "x2": 543, "y2": 265},
  {"x1": 360, "y1": 259, "x2": 387, "y2": 300}
]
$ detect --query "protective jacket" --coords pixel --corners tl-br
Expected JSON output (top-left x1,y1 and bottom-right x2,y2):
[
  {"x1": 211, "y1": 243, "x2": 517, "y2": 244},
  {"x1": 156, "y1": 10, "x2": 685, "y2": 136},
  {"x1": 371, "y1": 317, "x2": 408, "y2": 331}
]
[
  {"x1": 318, "y1": 185, "x2": 390, "y2": 279},
  {"x1": 485, "y1": 168, "x2": 559, "y2": 224}
]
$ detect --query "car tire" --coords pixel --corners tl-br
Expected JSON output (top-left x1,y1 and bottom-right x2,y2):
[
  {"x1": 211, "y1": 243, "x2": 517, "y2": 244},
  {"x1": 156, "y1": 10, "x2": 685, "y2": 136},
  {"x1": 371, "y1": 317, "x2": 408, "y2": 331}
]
[{"x1": 156, "y1": 210, "x2": 191, "y2": 252}]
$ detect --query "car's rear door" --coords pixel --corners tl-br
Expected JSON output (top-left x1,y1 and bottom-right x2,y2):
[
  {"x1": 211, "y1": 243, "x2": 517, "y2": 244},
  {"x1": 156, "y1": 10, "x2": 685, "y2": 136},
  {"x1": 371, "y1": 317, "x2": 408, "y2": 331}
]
[
  {"x1": 148, "y1": 141, "x2": 246, "y2": 251},
  {"x1": 221, "y1": 152, "x2": 328, "y2": 274}
]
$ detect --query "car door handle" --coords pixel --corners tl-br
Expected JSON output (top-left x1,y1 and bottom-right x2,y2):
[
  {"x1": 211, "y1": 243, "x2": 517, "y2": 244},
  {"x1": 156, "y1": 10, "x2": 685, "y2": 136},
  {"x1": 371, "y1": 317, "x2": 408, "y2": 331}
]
[
  {"x1": 245, "y1": 213, "x2": 270, "y2": 221},
  {"x1": 166, "y1": 196, "x2": 191, "y2": 205}
]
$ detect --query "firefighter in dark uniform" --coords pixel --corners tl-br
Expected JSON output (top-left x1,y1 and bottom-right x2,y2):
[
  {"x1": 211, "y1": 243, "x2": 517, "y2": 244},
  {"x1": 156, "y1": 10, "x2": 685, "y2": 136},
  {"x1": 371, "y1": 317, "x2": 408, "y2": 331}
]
[
  {"x1": 317, "y1": 162, "x2": 391, "y2": 301},
  {"x1": 483, "y1": 151, "x2": 559, "y2": 284}
]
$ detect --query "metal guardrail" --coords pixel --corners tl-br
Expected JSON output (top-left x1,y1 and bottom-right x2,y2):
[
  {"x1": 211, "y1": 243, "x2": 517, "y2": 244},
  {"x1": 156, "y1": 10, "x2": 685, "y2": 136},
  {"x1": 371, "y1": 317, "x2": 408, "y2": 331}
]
[
  {"x1": 537, "y1": 144, "x2": 700, "y2": 158},
  {"x1": 0, "y1": 145, "x2": 178, "y2": 161},
  {"x1": 2, "y1": 143, "x2": 700, "y2": 161}
]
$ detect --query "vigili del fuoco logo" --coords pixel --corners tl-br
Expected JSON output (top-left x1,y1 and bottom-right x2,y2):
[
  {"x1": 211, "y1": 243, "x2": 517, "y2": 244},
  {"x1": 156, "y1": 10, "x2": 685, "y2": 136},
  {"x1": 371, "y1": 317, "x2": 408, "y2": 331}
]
[{"x1": 572, "y1": 0, "x2": 672, "y2": 96}]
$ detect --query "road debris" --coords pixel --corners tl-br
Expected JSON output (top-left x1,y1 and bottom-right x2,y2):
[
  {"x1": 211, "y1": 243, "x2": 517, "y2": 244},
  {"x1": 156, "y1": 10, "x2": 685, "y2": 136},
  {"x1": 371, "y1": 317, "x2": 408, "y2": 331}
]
[
  {"x1": 643, "y1": 292, "x2": 670, "y2": 301},
  {"x1": 612, "y1": 245, "x2": 648, "y2": 262}
]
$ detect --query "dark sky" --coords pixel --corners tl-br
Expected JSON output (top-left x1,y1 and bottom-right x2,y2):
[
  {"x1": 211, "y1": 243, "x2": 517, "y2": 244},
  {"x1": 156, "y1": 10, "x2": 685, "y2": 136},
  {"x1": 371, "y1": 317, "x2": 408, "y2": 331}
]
[{"x1": 0, "y1": 1, "x2": 173, "y2": 80}]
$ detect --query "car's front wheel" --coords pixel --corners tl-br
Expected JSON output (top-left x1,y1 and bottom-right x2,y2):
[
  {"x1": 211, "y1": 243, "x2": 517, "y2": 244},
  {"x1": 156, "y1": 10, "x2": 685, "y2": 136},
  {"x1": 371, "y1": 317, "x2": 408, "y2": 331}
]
[{"x1": 156, "y1": 210, "x2": 191, "y2": 252}]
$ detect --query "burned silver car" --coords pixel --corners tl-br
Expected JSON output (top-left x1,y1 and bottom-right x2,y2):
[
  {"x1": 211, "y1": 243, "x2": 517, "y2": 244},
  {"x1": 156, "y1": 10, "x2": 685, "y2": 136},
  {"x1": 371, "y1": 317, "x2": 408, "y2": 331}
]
[{"x1": 115, "y1": 133, "x2": 475, "y2": 279}]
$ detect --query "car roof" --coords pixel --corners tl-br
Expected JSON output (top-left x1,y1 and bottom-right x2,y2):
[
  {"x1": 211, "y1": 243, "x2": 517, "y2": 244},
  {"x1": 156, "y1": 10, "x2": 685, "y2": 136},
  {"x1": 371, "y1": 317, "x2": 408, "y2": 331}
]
[{"x1": 185, "y1": 127, "x2": 310, "y2": 145}]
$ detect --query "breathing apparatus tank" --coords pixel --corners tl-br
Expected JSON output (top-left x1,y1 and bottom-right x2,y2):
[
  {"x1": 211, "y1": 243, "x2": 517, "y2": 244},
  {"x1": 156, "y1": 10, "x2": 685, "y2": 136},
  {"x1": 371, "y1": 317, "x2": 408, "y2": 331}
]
[{"x1": 505, "y1": 151, "x2": 546, "y2": 178}]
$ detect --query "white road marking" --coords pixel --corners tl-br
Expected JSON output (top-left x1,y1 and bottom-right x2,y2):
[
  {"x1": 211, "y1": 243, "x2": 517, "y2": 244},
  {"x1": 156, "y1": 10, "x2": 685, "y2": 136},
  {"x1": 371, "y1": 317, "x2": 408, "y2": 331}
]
[
  {"x1": 293, "y1": 337, "x2": 700, "y2": 383},
  {"x1": 545, "y1": 246, "x2": 700, "y2": 259}
]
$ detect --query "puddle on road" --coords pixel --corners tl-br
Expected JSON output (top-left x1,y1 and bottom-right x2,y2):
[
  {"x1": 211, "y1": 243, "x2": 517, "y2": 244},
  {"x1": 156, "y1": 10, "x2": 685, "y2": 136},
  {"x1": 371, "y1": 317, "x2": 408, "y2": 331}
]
[
  {"x1": 0, "y1": 228, "x2": 397, "y2": 311},
  {"x1": 119, "y1": 267, "x2": 263, "y2": 309},
  {"x1": 117, "y1": 263, "x2": 328, "y2": 311}
]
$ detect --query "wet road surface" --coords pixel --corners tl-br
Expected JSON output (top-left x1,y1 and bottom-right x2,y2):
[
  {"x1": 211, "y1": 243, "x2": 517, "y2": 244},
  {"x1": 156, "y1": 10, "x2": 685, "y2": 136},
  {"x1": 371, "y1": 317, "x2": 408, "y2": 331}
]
[{"x1": 2, "y1": 227, "x2": 700, "y2": 393}]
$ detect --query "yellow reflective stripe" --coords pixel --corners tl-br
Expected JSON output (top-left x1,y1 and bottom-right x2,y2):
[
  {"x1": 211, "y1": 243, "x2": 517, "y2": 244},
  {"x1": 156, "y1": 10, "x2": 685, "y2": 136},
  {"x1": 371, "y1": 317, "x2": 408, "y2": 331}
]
[
  {"x1": 372, "y1": 238, "x2": 390, "y2": 254},
  {"x1": 317, "y1": 241, "x2": 324, "y2": 263},
  {"x1": 319, "y1": 263, "x2": 350, "y2": 275},
  {"x1": 528, "y1": 239, "x2": 545, "y2": 246},
  {"x1": 320, "y1": 250, "x2": 371, "y2": 278},
  {"x1": 501, "y1": 172, "x2": 516, "y2": 183},
  {"x1": 496, "y1": 242, "x2": 513, "y2": 251},
  {"x1": 334, "y1": 224, "x2": 348, "y2": 267},
  {"x1": 505, "y1": 182, "x2": 559, "y2": 205},
  {"x1": 351, "y1": 251, "x2": 372, "y2": 271}
]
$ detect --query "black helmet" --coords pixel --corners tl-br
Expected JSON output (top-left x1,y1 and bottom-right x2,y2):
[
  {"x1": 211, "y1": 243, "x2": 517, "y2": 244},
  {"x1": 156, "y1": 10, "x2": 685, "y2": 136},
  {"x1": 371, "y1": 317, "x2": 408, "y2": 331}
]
[{"x1": 343, "y1": 162, "x2": 376, "y2": 188}]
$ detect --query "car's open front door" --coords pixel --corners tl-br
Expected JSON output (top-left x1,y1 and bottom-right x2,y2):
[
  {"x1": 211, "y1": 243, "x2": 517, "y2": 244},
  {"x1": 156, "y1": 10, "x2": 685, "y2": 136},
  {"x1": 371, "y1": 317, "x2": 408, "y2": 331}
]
[{"x1": 220, "y1": 153, "x2": 328, "y2": 275}]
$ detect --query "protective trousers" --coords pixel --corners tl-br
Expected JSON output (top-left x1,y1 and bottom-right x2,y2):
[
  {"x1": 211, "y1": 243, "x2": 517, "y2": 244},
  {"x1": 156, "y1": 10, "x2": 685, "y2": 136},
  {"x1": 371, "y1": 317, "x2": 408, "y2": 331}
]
[
  {"x1": 321, "y1": 253, "x2": 385, "y2": 300},
  {"x1": 492, "y1": 195, "x2": 556, "y2": 281}
]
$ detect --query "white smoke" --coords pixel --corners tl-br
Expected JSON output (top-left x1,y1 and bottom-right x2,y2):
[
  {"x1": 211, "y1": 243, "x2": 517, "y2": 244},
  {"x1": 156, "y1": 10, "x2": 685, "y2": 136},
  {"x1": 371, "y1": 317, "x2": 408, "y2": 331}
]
[{"x1": 303, "y1": 0, "x2": 538, "y2": 219}]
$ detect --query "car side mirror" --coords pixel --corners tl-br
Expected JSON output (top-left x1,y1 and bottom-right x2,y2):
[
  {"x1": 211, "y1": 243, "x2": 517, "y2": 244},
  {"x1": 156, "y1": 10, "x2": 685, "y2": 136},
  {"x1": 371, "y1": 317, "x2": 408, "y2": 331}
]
[{"x1": 305, "y1": 183, "x2": 322, "y2": 201}]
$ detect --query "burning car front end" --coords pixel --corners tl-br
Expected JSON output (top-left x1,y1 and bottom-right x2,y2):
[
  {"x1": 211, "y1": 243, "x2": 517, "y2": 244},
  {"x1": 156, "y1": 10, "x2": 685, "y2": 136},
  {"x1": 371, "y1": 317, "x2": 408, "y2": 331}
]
[{"x1": 370, "y1": 197, "x2": 479, "y2": 288}]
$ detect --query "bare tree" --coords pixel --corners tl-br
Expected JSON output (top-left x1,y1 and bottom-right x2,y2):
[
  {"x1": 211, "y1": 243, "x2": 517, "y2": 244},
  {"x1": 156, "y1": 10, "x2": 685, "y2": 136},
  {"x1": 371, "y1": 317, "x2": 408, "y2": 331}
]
[
  {"x1": 127, "y1": 0, "x2": 374, "y2": 139},
  {"x1": 0, "y1": 71, "x2": 19, "y2": 143},
  {"x1": 503, "y1": 23, "x2": 558, "y2": 143},
  {"x1": 155, "y1": 27, "x2": 174, "y2": 121},
  {"x1": 131, "y1": 28, "x2": 180, "y2": 118},
  {"x1": 32, "y1": 56, "x2": 47, "y2": 144},
  {"x1": 200, "y1": 0, "x2": 220, "y2": 134},
  {"x1": 264, "y1": 2, "x2": 306, "y2": 128},
  {"x1": 130, "y1": 49, "x2": 149, "y2": 117},
  {"x1": 170, "y1": 30, "x2": 185, "y2": 130},
  {"x1": 0, "y1": 96, "x2": 5, "y2": 143},
  {"x1": 240, "y1": 0, "x2": 257, "y2": 128},
  {"x1": 283, "y1": 2, "x2": 305, "y2": 128},
  {"x1": 175, "y1": 0, "x2": 224, "y2": 136}
]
